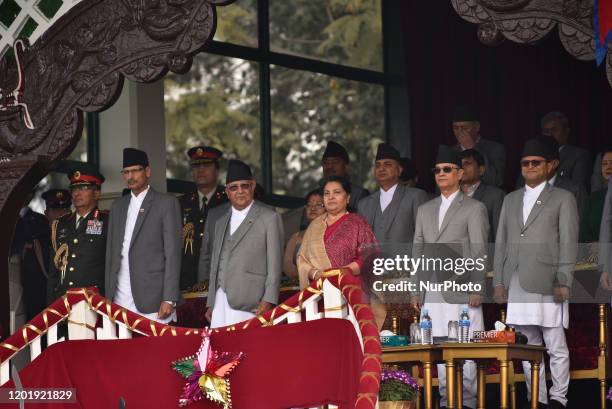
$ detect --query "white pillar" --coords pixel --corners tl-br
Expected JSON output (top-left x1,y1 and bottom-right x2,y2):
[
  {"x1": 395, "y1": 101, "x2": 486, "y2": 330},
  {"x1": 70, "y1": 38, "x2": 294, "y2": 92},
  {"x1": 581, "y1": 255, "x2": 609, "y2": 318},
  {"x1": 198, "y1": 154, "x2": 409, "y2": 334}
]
[{"x1": 98, "y1": 81, "x2": 167, "y2": 208}]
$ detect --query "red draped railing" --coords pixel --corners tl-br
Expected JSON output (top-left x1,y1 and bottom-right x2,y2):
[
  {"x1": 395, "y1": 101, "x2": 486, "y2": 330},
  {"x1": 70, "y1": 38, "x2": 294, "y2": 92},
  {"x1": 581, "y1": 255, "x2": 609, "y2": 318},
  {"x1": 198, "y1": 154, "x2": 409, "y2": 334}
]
[{"x1": 0, "y1": 270, "x2": 381, "y2": 409}]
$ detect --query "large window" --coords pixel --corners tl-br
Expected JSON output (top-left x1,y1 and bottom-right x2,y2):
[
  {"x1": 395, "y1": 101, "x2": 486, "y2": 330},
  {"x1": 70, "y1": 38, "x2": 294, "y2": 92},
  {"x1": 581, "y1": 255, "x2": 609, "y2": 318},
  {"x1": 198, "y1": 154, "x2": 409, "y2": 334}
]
[
  {"x1": 165, "y1": 55, "x2": 261, "y2": 182},
  {"x1": 164, "y1": 0, "x2": 385, "y2": 204},
  {"x1": 270, "y1": 66, "x2": 384, "y2": 196},
  {"x1": 269, "y1": 0, "x2": 383, "y2": 71}
]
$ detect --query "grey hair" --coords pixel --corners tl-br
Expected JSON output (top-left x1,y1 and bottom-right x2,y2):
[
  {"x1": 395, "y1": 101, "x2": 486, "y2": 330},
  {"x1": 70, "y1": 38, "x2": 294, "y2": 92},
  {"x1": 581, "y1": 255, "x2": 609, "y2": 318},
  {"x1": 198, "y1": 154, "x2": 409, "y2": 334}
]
[{"x1": 541, "y1": 111, "x2": 569, "y2": 129}]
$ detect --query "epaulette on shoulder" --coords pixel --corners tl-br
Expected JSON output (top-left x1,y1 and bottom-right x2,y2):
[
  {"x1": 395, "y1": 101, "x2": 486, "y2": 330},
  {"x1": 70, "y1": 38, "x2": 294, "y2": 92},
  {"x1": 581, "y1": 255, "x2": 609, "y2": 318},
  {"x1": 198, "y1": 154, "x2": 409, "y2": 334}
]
[
  {"x1": 58, "y1": 211, "x2": 73, "y2": 221},
  {"x1": 216, "y1": 186, "x2": 227, "y2": 198}
]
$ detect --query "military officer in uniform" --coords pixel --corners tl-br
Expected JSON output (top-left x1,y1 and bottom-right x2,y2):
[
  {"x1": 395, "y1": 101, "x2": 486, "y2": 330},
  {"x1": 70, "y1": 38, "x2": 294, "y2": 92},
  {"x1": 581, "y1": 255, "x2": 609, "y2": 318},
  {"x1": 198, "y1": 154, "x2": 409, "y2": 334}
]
[
  {"x1": 47, "y1": 165, "x2": 108, "y2": 302},
  {"x1": 41, "y1": 189, "x2": 72, "y2": 223},
  {"x1": 178, "y1": 146, "x2": 228, "y2": 290}
]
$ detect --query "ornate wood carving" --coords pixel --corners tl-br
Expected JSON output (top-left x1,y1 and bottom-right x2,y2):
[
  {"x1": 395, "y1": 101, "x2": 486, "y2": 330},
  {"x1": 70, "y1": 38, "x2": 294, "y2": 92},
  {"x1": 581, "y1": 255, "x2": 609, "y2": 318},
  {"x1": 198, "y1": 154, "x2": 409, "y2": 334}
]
[
  {"x1": 0, "y1": 0, "x2": 236, "y2": 338},
  {"x1": 451, "y1": 0, "x2": 612, "y2": 87}
]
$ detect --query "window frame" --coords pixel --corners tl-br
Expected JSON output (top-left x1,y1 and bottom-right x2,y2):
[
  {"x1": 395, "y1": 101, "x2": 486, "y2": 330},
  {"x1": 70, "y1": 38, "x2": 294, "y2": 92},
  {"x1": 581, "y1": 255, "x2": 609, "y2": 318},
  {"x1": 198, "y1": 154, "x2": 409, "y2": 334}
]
[{"x1": 166, "y1": 0, "x2": 391, "y2": 209}]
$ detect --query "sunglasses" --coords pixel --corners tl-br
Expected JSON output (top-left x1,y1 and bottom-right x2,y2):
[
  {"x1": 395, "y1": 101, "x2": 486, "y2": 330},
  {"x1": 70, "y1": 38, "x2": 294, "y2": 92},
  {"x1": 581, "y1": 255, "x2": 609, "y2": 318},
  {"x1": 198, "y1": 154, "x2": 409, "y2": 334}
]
[
  {"x1": 520, "y1": 160, "x2": 547, "y2": 168},
  {"x1": 227, "y1": 183, "x2": 252, "y2": 192},
  {"x1": 431, "y1": 166, "x2": 460, "y2": 174}
]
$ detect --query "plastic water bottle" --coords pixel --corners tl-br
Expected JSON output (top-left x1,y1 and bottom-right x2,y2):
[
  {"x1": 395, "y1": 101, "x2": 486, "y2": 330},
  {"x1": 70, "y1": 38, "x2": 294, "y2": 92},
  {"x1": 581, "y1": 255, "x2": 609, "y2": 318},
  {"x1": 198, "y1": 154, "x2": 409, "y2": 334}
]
[
  {"x1": 420, "y1": 309, "x2": 433, "y2": 345},
  {"x1": 459, "y1": 307, "x2": 470, "y2": 343}
]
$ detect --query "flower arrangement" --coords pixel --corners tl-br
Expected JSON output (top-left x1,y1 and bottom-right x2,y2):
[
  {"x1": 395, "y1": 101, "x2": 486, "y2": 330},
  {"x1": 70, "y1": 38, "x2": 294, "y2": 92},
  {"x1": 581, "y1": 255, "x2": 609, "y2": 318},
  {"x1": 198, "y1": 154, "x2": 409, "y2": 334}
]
[{"x1": 379, "y1": 368, "x2": 420, "y2": 402}]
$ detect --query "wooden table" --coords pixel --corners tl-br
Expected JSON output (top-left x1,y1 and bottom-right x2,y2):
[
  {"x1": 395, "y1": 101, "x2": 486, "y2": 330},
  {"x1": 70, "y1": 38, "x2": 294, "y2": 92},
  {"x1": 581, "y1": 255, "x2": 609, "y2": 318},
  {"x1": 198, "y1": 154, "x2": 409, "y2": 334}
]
[
  {"x1": 382, "y1": 345, "x2": 443, "y2": 409},
  {"x1": 441, "y1": 343, "x2": 546, "y2": 409}
]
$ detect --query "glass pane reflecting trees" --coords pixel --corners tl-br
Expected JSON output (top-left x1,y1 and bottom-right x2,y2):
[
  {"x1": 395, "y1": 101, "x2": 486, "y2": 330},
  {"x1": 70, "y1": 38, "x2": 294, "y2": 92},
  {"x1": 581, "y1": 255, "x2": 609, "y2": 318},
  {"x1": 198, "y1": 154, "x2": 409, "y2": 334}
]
[
  {"x1": 270, "y1": 0, "x2": 382, "y2": 71},
  {"x1": 271, "y1": 66, "x2": 384, "y2": 196},
  {"x1": 164, "y1": 55, "x2": 261, "y2": 182}
]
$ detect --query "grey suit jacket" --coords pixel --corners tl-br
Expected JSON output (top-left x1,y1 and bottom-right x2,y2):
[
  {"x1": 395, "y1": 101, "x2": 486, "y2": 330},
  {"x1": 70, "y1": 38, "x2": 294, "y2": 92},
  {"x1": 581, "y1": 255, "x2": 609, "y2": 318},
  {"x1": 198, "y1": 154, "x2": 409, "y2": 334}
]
[
  {"x1": 198, "y1": 201, "x2": 284, "y2": 311},
  {"x1": 105, "y1": 188, "x2": 182, "y2": 313},
  {"x1": 357, "y1": 184, "x2": 428, "y2": 247},
  {"x1": 350, "y1": 184, "x2": 370, "y2": 209},
  {"x1": 553, "y1": 175, "x2": 587, "y2": 217},
  {"x1": 412, "y1": 192, "x2": 489, "y2": 303},
  {"x1": 600, "y1": 179, "x2": 612, "y2": 273},
  {"x1": 472, "y1": 183, "x2": 505, "y2": 242},
  {"x1": 559, "y1": 144, "x2": 592, "y2": 191},
  {"x1": 494, "y1": 184, "x2": 578, "y2": 294}
]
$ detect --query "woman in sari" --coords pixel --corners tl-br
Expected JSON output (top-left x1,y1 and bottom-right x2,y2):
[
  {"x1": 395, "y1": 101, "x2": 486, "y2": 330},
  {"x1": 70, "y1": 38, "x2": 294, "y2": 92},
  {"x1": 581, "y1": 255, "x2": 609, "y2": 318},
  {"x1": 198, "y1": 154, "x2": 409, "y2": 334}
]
[{"x1": 297, "y1": 176, "x2": 378, "y2": 288}]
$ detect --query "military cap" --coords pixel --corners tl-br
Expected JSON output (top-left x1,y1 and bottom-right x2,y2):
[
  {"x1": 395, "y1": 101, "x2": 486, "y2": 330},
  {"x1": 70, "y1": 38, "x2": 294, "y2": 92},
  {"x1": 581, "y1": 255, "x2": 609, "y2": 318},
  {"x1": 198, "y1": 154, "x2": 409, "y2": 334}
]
[
  {"x1": 42, "y1": 189, "x2": 71, "y2": 209},
  {"x1": 187, "y1": 146, "x2": 223, "y2": 165},
  {"x1": 67, "y1": 163, "x2": 105, "y2": 188}
]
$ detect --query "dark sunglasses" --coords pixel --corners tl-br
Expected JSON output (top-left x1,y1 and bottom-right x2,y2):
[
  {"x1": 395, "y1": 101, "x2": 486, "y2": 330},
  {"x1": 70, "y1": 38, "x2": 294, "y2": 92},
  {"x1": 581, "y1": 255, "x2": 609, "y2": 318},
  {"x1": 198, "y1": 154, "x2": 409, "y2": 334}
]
[
  {"x1": 227, "y1": 183, "x2": 252, "y2": 192},
  {"x1": 431, "y1": 166, "x2": 460, "y2": 174},
  {"x1": 521, "y1": 159, "x2": 547, "y2": 168}
]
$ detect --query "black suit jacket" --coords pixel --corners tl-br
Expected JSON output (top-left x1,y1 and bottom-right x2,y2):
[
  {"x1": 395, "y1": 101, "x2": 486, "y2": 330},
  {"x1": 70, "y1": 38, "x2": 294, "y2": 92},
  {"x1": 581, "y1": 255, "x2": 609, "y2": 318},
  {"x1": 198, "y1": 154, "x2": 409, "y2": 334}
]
[
  {"x1": 48, "y1": 208, "x2": 108, "y2": 302},
  {"x1": 472, "y1": 183, "x2": 505, "y2": 242},
  {"x1": 178, "y1": 185, "x2": 228, "y2": 289}
]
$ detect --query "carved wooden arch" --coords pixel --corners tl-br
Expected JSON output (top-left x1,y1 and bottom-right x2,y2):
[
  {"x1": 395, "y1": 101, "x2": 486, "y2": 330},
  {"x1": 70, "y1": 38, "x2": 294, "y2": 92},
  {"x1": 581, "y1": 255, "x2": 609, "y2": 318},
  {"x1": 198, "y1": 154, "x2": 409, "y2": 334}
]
[
  {"x1": 0, "y1": 0, "x2": 237, "y2": 338},
  {"x1": 451, "y1": 0, "x2": 612, "y2": 88}
]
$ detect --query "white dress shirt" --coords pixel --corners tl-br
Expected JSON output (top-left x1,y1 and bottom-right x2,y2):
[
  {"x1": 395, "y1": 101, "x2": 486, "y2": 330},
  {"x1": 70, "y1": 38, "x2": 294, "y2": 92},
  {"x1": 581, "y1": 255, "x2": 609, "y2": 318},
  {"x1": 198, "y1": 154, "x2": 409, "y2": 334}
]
[
  {"x1": 438, "y1": 189, "x2": 460, "y2": 230},
  {"x1": 379, "y1": 183, "x2": 398, "y2": 213},
  {"x1": 523, "y1": 181, "x2": 546, "y2": 224},
  {"x1": 230, "y1": 201, "x2": 253, "y2": 235},
  {"x1": 197, "y1": 189, "x2": 216, "y2": 210}
]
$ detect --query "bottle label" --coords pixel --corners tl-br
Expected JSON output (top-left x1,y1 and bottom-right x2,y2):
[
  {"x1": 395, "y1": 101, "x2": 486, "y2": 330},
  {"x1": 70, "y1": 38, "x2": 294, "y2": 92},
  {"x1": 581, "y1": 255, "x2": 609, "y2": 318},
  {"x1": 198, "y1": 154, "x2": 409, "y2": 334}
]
[
  {"x1": 420, "y1": 321, "x2": 432, "y2": 329},
  {"x1": 459, "y1": 319, "x2": 470, "y2": 326}
]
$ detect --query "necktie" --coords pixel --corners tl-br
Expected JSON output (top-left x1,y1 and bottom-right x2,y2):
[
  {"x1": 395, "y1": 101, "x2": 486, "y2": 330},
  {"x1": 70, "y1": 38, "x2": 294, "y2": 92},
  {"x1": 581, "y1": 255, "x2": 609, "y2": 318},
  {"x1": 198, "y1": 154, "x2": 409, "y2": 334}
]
[
  {"x1": 76, "y1": 216, "x2": 81, "y2": 229},
  {"x1": 201, "y1": 196, "x2": 208, "y2": 213}
]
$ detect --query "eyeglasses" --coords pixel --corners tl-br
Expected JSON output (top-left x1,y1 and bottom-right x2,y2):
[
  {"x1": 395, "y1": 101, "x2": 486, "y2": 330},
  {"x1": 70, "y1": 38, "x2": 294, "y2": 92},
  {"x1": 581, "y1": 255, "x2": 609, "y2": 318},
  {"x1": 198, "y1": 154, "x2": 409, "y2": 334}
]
[
  {"x1": 432, "y1": 166, "x2": 460, "y2": 174},
  {"x1": 305, "y1": 202, "x2": 325, "y2": 209},
  {"x1": 120, "y1": 167, "x2": 145, "y2": 176},
  {"x1": 227, "y1": 183, "x2": 252, "y2": 192},
  {"x1": 520, "y1": 160, "x2": 547, "y2": 168}
]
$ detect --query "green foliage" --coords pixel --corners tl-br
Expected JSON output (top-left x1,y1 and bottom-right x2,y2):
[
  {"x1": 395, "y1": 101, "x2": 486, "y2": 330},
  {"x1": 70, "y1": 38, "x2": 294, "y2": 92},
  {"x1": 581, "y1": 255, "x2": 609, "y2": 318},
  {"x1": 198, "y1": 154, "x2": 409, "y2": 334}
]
[
  {"x1": 164, "y1": 0, "x2": 384, "y2": 196},
  {"x1": 379, "y1": 379, "x2": 418, "y2": 402},
  {"x1": 215, "y1": 0, "x2": 258, "y2": 46}
]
